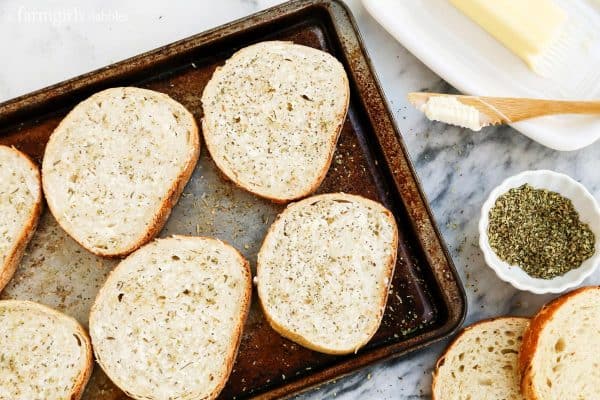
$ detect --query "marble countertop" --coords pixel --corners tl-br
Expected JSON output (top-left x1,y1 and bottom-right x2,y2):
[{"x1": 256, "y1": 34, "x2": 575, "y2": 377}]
[{"x1": 1, "y1": 0, "x2": 599, "y2": 398}]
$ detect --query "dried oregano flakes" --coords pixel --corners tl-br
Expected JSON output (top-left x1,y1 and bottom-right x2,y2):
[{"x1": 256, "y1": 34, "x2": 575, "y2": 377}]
[{"x1": 487, "y1": 184, "x2": 595, "y2": 279}]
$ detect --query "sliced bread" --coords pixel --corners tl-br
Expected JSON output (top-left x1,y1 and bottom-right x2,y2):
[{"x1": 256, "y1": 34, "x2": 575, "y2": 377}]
[
  {"x1": 89, "y1": 236, "x2": 252, "y2": 400},
  {"x1": 0, "y1": 299, "x2": 93, "y2": 400},
  {"x1": 432, "y1": 317, "x2": 529, "y2": 400},
  {"x1": 42, "y1": 87, "x2": 200, "y2": 257},
  {"x1": 201, "y1": 41, "x2": 350, "y2": 202},
  {"x1": 0, "y1": 145, "x2": 42, "y2": 292},
  {"x1": 519, "y1": 286, "x2": 600, "y2": 400},
  {"x1": 256, "y1": 193, "x2": 398, "y2": 354}
]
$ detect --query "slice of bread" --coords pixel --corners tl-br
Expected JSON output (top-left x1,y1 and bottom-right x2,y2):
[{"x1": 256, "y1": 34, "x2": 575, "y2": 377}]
[
  {"x1": 89, "y1": 236, "x2": 252, "y2": 400},
  {"x1": 42, "y1": 87, "x2": 200, "y2": 257},
  {"x1": 201, "y1": 41, "x2": 350, "y2": 202},
  {"x1": 519, "y1": 286, "x2": 600, "y2": 400},
  {"x1": 432, "y1": 317, "x2": 529, "y2": 400},
  {"x1": 0, "y1": 146, "x2": 42, "y2": 292},
  {"x1": 256, "y1": 193, "x2": 398, "y2": 354},
  {"x1": 0, "y1": 299, "x2": 93, "y2": 400}
]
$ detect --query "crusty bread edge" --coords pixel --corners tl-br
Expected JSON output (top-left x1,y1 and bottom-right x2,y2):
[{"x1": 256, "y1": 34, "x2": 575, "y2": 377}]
[
  {"x1": 0, "y1": 146, "x2": 43, "y2": 293},
  {"x1": 519, "y1": 286, "x2": 600, "y2": 400},
  {"x1": 0, "y1": 299, "x2": 93, "y2": 400},
  {"x1": 201, "y1": 41, "x2": 351, "y2": 204},
  {"x1": 200, "y1": 236, "x2": 252, "y2": 400},
  {"x1": 256, "y1": 193, "x2": 399, "y2": 355},
  {"x1": 42, "y1": 87, "x2": 201, "y2": 258},
  {"x1": 89, "y1": 235, "x2": 252, "y2": 400},
  {"x1": 431, "y1": 316, "x2": 530, "y2": 400}
]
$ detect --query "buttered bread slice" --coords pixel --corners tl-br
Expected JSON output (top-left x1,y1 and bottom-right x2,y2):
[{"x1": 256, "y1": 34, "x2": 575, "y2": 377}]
[
  {"x1": 42, "y1": 87, "x2": 200, "y2": 257},
  {"x1": 0, "y1": 300, "x2": 93, "y2": 400},
  {"x1": 90, "y1": 236, "x2": 251, "y2": 400},
  {"x1": 256, "y1": 193, "x2": 398, "y2": 354},
  {"x1": 202, "y1": 41, "x2": 350, "y2": 202},
  {"x1": 0, "y1": 146, "x2": 42, "y2": 292}
]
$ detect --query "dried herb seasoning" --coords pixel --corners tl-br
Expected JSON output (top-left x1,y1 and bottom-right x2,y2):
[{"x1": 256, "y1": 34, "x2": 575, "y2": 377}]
[{"x1": 487, "y1": 184, "x2": 595, "y2": 279}]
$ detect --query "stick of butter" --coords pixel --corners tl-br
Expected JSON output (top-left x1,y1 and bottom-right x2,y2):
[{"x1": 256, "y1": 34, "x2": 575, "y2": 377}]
[{"x1": 450, "y1": 0, "x2": 567, "y2": 76}]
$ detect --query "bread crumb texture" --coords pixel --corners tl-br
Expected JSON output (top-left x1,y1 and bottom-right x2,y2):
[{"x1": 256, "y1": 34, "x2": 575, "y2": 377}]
[
  {"x1": 42, "y1": 87, "x2": 198, "y2": 255},
  {"x1": 90, "y1": 236, "x2": 250, "y2": 400},
  {"x1": 257, "y1": 193, "x2": 397, "y2": 353},
  {"x1": 527, "y1": 288, "x2": 600, "y2": 399},
  {"x1": 0, "y1": 300, "x2": 90, "y2": 400},
  {"x1": 0, "y1": 146, "x2": 40, "y2": 266},
  {"x1": 433, "y1": 318, "x2": 528, "y2": 400},
  {"x1": 202, "y1": 41, "x2": 349, "y2": 200}
]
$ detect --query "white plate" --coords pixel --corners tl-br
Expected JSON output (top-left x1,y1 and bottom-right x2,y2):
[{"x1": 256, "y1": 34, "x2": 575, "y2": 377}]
[{"x1": 363, "y1": 0, "x2": 600, "y2": 151}]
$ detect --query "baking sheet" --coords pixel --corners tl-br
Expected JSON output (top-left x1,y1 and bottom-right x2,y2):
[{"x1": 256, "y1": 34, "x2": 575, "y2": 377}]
[{"x1": 0, "y1": 1, "x2": 466, "y2": 398}]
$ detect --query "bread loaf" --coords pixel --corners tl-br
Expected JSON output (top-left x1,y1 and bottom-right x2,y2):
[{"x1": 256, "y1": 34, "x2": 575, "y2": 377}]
[{"x1": 519, "y1": 286, "x2": 600, "y2": 400}]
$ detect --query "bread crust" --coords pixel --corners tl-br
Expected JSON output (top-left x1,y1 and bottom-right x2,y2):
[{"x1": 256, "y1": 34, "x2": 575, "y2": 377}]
[
  {"x1": 432, "y1": 316, "x2": 530, "y2": 400},
  {"x1": 201, "y1": 41, "x2": 350, "y2": 203},
  {"x1": 519, "y1": 286, "x2": 600, "y2": 400},
  {"x1": 89, "y1": 235, "x2": 252, "y2": 400},
  {"x1": 42, "y1": 87, "x2": 200, "y2": 258},
  {"x1": 256, "y1": 193, "x2": 398, "y2": 355},
  {"x1": 0, "y1": 146, "x2": 43, "y2": 292},
  {"x1": 0, "y1": 299, "x2": 93, "y2": 400}
]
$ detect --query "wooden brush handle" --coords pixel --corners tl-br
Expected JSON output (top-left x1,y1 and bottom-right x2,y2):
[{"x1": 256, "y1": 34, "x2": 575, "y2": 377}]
[{"x1": 477, "y1": 97, "x2": 600, "y2": 122}]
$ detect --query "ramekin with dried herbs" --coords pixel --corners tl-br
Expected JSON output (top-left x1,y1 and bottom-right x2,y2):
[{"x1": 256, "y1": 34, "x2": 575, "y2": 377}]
[{"x1": 479, "y1": 170, "x2": 600, "y2": 294}]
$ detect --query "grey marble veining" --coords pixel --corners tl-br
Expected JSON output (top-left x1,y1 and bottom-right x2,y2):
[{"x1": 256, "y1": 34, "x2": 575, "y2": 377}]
[{"x1": 1, "y1": 1, "x2": 599, "y2": 399}]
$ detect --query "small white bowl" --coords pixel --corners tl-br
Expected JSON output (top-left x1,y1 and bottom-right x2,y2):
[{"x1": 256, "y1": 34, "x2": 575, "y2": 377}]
[{"x1": 479, "y1": 170, "x2": 600, "y2": 294}]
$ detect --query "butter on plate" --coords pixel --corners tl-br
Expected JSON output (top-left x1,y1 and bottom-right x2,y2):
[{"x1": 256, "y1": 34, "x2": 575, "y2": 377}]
[{"x1": 450, "y1": 0, "x2": 567, "y2": 76}]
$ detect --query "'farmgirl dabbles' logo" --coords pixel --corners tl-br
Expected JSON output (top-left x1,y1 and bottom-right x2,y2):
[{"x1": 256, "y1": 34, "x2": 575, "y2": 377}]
[{"x1": 7, "y1": 6, "x2": 128, "y2": 27}]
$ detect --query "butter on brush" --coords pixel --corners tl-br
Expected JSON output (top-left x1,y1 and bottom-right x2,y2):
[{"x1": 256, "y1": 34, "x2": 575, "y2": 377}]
[
  {"x1": 450, "y1": 0, "x2": 567, "y2": 76},
  {"x1": 419, "y1": 96, "x2": 484, "y2": 131}
]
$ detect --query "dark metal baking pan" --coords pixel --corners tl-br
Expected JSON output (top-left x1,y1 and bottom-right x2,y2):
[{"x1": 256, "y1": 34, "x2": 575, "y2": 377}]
[{"x1": 0, "y1": 0, "x2": 466, "y2": 398}]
